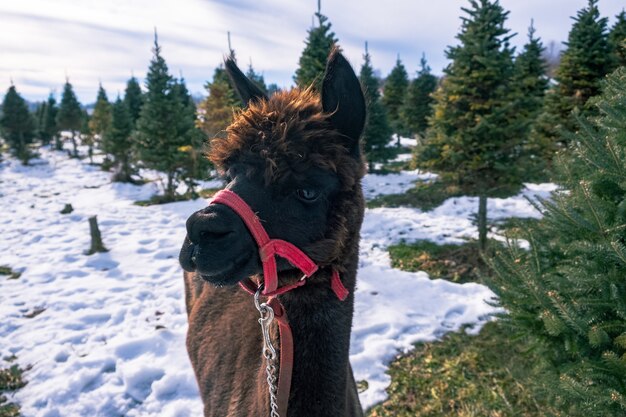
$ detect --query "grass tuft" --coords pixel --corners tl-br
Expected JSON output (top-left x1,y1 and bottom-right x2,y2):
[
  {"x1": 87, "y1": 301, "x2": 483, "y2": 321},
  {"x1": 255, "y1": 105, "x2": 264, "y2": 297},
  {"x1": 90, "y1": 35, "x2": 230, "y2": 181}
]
[
  {"x1": 388, "y1": 240, "x2": 490, "y2": 284},
  {"x1": 197, "y1": 188, "x2": 221, "y2": 199},
  {"x1": 367, "y1": 322, "x2": 558, "y2": 417},
  {"x1": 493, "y1": 217, "x2": 540, "y2": 240},
  {"x1": 134, "y1": 193, "x2": 192, "y2": 206},
  {"x1": 0, "y1": 266, "x2": 21, "y2": 280},
  {"x1": 0, "y1": 364, "x2": 27, "y2": 417},
  {"x1": 134, "y1": 188, "x2": 222, "y2": 206}
]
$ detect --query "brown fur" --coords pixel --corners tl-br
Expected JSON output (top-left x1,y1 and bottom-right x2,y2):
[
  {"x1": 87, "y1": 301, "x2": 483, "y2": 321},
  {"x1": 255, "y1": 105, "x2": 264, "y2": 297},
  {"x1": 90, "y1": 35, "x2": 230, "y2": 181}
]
[{"x1": 211, "y1": 88, "x2": 364, "y2": 190}]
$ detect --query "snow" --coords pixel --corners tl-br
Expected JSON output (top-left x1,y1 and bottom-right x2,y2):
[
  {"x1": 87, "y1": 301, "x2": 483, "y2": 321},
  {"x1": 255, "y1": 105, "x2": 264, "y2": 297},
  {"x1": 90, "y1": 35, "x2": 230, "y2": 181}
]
[
  {"x1": 0, "y1": 149, "x2": 556, "y2": 415},
  {"x1": 391, "y1": 153, "x2": 413, "y2": 162},
  {"x1": 362, "y1": 169, "x2": 437, "y2": 200},
  {"x1": 388, "y1": 134, "x2": 418, "y2": 147}
]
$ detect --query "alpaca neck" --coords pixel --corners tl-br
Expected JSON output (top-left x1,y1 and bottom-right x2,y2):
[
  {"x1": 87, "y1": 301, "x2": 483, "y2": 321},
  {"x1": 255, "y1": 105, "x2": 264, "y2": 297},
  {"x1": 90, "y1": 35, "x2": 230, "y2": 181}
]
[{"x1": 276, "y1": 267, "x2": 361, "y2": 416}]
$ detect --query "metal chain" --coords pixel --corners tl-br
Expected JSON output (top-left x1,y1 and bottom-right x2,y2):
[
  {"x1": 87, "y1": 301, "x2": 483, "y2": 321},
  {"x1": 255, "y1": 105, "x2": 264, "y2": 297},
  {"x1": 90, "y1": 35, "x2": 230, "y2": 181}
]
[{"x1": 255, "y1": 287, "x2": 281, "y2": 417}]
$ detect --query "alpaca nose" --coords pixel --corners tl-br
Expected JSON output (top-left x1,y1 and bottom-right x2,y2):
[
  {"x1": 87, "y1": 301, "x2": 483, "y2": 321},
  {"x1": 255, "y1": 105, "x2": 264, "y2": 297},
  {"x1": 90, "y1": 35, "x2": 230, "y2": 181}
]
[{"x1": 186, "y1": 206, "x2": 237, "y2": 246}]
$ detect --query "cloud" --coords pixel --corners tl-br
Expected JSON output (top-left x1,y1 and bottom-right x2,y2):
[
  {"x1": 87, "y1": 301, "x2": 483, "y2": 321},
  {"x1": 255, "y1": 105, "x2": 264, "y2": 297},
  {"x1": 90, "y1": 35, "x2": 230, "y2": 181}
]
[{"x1": 1, "y1": 0, "x2": 623, "y2": 103}]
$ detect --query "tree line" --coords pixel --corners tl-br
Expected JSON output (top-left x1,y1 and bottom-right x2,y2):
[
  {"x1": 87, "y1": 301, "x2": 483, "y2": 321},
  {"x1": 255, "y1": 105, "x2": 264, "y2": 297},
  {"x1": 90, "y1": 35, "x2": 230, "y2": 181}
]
[{"x1": 0, "y1": 0, "x2": 625, "y2": 207}]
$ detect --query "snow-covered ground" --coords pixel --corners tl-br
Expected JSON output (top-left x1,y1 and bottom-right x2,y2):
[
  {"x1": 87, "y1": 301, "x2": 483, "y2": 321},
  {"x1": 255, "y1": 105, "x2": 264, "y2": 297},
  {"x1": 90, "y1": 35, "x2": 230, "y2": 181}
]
[
  {"x1": 362, "y1": 169, "x2": 437, "y2": 200},
  {"x1": 0, "y1": 149, "x2": 554, "y2": 416},
  {"x1": 389, "y1": 134, "x2": 418, "y2": 148}
]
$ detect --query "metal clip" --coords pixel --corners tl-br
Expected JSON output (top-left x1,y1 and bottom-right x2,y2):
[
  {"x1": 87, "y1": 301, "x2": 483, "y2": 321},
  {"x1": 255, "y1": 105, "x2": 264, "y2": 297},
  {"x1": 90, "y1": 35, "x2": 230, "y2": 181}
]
[
  {"x1": 255, "y1": 286, "x2": 277, "y2": 360},
  {"x1": 254, "y1": 285, "x2": 281, "y2": 417}
]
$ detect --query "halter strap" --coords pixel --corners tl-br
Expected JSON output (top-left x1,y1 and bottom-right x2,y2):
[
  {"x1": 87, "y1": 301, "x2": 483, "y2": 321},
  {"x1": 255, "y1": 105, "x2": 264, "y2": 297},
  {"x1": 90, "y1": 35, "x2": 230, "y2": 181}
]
[{"x1": 210, "y1": 189, "x2": 347, "y2": 300}]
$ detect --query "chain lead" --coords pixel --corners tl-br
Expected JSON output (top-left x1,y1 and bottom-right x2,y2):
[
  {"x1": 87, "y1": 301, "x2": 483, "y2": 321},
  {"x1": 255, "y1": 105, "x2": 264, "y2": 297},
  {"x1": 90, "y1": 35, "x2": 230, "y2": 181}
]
[{"x1": 255, "y1": 286, "x2": 280, "y2": 417}]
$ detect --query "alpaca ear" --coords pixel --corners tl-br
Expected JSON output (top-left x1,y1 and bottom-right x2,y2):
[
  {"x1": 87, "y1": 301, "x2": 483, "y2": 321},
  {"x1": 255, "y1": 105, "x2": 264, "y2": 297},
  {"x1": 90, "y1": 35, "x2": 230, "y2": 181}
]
[
  {"x1": 321, "y1": 47, "x2": 366, "y2": 156},
  {"x1": 224, "y1": 57, "x2": 268, "y2": 106}
]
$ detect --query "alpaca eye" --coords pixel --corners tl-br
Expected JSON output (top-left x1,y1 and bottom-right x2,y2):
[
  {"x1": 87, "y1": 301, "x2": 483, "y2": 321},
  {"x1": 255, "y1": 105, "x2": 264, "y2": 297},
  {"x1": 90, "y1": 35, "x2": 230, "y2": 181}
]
[{"x1": 296, "y1": 189, "x2": 320, "y2": 202}]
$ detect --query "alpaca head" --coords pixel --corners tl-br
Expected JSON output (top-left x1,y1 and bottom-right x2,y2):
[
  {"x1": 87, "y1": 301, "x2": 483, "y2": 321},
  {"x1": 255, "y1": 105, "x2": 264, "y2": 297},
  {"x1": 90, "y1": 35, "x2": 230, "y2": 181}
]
[{"x1": 179, "y1": 48, "x2": 366, "y2": 286}]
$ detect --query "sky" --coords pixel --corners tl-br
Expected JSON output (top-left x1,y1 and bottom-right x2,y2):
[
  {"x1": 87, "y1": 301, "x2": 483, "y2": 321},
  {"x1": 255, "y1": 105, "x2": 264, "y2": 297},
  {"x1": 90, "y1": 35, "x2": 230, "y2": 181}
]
[{"x1": 1, "y1": 0, "x2": 624, "y2": 103}]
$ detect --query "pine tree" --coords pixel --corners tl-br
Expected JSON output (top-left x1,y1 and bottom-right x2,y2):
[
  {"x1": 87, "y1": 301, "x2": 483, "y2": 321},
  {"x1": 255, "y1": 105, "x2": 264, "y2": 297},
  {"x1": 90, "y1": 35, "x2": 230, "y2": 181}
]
[
  {"x1": 56, "y1": 79, "x2": 83, "y2": 157},
  {"x1": 88, "y1": 84, "x2": 112, "y2": 158},
  {"x1": 415, "y1": 0, "x2": 525, "y2": 251},
  {"x1": 171, "y1": 77, "x2": 211, "y2": 195},
  {"x1": 80, "y1": 110, "x2": 95, "y2": 163},
  {"x1": 0, "y1": 84, "x2": 36, "y2": 164},
  {"x1": 103, "y1": 96, "x2": 135, "y2": 182},
  {"x1": 267, "y1": 83, "x2": 281, "y2": 96},
  {"x1": 89, "y1": 84, "x2": 111, "y2": 134},
  {"x1": 246, "y1": 62, "x2": 268, "y2": 96},
  {"x1": 35, "y1": 101, "x2": 46, "y2": 141},
  {"x1": 135, "y1": 34, "x2": 182, "y2": 199},
  {"x1": 41, "y1": 93, "x2": 59, "y2": 148},
  {"x1": 609, "y1": 10, "x2": 626, "y2": 69},
  {"x1": 196, "y1": 65, "x2": 240, "y2": 139},
  {"x1": 124, "y1": 76, "x2": 143, "y2": 126},
  {"x1": 359, "y1": 43, "x2": 393, "y2": 171},
  {"x1": 514, "y1": 21, "x2": 549, "y2": 178},
  {"x1": 401, "y1": 54, "x2": 438, "y2": 137},
  {"x1": 294, "y1": 4, "x2": 338, "y2": 91},
  {"x1": 533, "y1": 0, "x2": 611, "y2": 151},
  {"x1": 488, "y1": 67, "x2": 626, "y2": 417},
  {"x1": 382, "y1": 55, "x2": 409, "y2": 139}
]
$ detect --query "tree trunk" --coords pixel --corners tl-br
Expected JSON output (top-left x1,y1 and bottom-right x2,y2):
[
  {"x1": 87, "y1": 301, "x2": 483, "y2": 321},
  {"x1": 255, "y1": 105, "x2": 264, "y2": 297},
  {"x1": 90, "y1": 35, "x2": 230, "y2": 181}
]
[
  {"x1": 54, "y1": 135, "x2": 63, "y2": 151},
  {"x1": 86, "y1": 216, "x2": 108, "y2": 255},
  {"x1": 478, "y1": 194, "x2": 488, "y2": 252},
  {"x1": 114, "y1": 157, "x2": 133, "y2": 183},
  {"x1": 18, "y1": 132, "x2": 27, "y2": 165},
  {"x1": 166, "y1": 171, "x2": 176, "y2": 201},
  {"x1": 70, "y1": 131, "x2": 78, "y2": 158}
]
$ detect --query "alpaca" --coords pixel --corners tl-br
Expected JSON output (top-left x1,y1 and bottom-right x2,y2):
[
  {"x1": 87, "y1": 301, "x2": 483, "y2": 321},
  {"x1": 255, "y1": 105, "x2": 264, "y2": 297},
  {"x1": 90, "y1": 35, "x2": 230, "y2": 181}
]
[{"x1": 179, "y1": 48, "x2": 366, "y2": 417}]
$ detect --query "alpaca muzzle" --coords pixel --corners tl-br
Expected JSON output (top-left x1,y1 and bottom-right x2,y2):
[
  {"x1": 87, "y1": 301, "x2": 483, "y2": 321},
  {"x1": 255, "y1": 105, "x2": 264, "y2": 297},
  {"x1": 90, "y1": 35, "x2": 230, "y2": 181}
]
[{"x1": 210, "y1": 189, "x2": 347, "y2": 298}]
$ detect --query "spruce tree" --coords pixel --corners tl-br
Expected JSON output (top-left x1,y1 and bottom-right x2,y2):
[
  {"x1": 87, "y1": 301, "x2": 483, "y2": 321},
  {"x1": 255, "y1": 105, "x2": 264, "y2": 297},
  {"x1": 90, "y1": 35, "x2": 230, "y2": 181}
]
[
  {"x1": 35, "y1": 101, "x2": 46, "y2": 141},
  {"x1": 103, "y1": 96, "x2": 135, "y2": 182},
  {"x1": 401, "y1": 54, "x2": 438, "y2": 137},
  {"x1": 42, "y1": 94, "x2": 59, "y2": 148},
  {"x1": 246, "y1": 62, "x2": 268, "y2": 96},
  {"x1": 171, "y1": 77, "x2": 210, "y2": 195},
  {"x1": 514, "y1": 21, "x2": 549, "y2": 178},
  {"x1": 135, "y1": 34, "x2": 182, "y2": 199},
  {"x1": 533, "y1": 0, "x2": 611, "y2": 151},
  {"x1": 359, "y1": 43, "x2": 393, "y2": 171},
  {"x1": 56, "y1": 79, "x2": 83, "y2": 157},
  {"x1": 0, "y1": 84, "x2": 36, "y2": 164},
  {"x1": 488, "y1": 67, "x2": 626, "y2": 417},
  {"x1": 294, "y1": 4, "x2": 338, "y2": 91},
  {"x1": 267, "y1": 83, "x2": 281, "y2": 96},
  {"x1": 88, "y1": 84, "x2": 112, "y2": 161},
  {"x1": 609, "y1": 10, "x2": 626, "y2": 69},
  {"x1": 382, "y1": 55, "x2": 409, "y2": 139},
  {"x1": 415, "y1": 0, "x2": 525, "y2": 251},
  {"x1": 124, "y1": 76, "x2": 143, "y2": 126},
  {"x1": 196, "y1": 65, "x2": 240, "y2": 139},
  {"x1": 514, "y1": 22, "x2": 548, "y2": 114},
  {"x1": 80, "y1": 110, "x2": 95, "y2": 163},
  {"x1": 89, "y1": 84, "x2": 111, "y2": 135}
]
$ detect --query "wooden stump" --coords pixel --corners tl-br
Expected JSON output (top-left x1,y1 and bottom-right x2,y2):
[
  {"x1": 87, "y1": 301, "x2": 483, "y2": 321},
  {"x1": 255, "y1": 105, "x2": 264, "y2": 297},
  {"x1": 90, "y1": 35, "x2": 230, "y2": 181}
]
[
  {"x1": 60, "y1": 204, "x2": 73, "y2": 214},
  {"x1": 86, "y1": 216, "x2": 108, "y2": 255}
]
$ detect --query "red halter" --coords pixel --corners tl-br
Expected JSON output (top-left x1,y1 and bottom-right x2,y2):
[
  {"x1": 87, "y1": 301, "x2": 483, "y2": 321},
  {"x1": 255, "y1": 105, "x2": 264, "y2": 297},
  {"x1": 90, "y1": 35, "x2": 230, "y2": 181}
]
[
  {"x1": 208, "y1": 189, "x2": 349, "y2": 416},
  {"x1": 210, "y1": 189, "x2": 348, "y2": 299}
]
